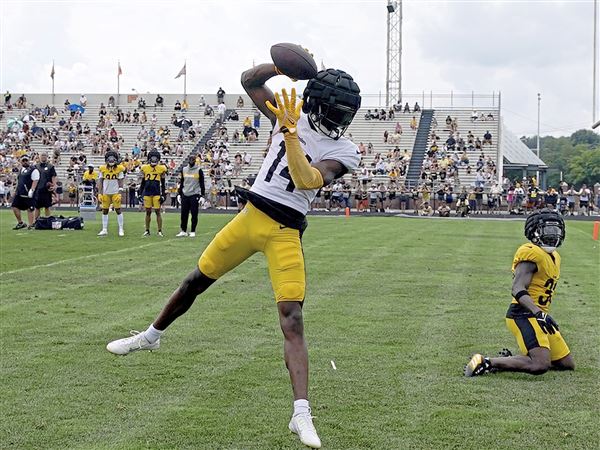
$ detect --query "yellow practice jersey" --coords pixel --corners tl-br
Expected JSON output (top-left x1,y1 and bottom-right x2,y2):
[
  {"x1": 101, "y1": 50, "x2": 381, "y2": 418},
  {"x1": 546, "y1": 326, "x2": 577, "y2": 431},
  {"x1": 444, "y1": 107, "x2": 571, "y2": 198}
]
[
  {"x1": 99, "y1": 164, "x2": 125, "y2": 195},
  {"x1": 510, "y1": 243, "x2": 561, "y2": 313},
  {"x1": 141, "y1": 164, "x2": 167, "y2": 196},
  {"x1": 82, "y1": 170, "x2": 98, "y2": 182}
]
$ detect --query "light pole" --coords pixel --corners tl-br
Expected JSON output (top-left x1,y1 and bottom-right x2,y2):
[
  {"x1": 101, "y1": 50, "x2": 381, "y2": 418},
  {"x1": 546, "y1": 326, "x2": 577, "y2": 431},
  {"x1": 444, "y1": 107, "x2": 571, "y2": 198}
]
[{"x1": 536, "y1": 93, "x2": 541, "y2": 186}]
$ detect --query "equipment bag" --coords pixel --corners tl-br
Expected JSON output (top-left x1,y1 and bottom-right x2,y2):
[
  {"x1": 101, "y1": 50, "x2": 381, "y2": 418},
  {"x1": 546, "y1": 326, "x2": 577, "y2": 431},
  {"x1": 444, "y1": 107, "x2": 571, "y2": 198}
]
[{"x1": 34, "y1": 215, "x2": 84, "y2": 230}]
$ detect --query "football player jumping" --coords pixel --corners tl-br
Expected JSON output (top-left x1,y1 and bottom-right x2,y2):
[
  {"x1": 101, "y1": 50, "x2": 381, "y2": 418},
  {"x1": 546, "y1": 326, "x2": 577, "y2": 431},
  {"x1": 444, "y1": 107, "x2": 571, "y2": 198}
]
[
  {"x1": 97, "y1": 150, "x2": 125, "y2": 237},
  {"x1": 140, "y1": 150, "x2": 167, "y2": 237},
  {"x1": 465, "y1": 209, "x2": 575, "y2": 376},
  {"x1": 106, "y1": 64, "x2": 362, "y2": 448}
]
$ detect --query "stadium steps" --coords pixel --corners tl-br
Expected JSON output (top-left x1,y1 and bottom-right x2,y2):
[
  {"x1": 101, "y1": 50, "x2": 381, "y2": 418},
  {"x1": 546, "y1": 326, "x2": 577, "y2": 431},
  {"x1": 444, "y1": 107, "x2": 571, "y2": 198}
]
[{"x1": 406, "y1": 109, "x2": 434, "y2": 186}]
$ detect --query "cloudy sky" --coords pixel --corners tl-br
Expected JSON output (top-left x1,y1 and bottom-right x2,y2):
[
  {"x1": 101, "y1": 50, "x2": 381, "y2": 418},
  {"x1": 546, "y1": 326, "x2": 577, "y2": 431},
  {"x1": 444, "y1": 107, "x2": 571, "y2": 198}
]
[{"x1": 0, "y1": 0, "x2": 597, "y2": 137}]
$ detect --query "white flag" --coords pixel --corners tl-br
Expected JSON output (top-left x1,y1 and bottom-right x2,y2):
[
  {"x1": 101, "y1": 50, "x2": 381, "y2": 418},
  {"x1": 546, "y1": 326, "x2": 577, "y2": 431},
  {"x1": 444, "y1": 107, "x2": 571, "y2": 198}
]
[{"x1": 175, "y1": 63, "x2": 186, "y2": 79}]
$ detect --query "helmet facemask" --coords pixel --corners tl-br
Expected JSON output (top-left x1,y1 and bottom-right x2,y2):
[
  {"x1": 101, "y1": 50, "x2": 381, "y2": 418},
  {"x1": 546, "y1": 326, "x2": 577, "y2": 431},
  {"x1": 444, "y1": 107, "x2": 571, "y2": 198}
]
[{"x1": 525, "y1": 209, "x2": 566, "y2": 253}]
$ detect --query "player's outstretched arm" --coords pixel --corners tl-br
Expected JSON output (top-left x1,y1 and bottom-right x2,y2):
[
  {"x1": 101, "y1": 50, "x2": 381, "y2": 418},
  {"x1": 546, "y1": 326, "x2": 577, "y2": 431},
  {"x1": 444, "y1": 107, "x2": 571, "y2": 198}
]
[{"x1": 241, "y1": 63, "x2": 278, "y2": 126}]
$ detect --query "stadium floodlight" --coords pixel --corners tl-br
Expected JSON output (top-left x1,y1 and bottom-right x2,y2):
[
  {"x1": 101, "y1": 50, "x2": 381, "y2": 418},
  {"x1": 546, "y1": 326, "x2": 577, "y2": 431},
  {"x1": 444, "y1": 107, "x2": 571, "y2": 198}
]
[
  {"x1": 387, "y1": 1, "x2": 396, "y2": 13},
  {"x1": 386, "y1": 1, "x2": 402, "y2": 107}
]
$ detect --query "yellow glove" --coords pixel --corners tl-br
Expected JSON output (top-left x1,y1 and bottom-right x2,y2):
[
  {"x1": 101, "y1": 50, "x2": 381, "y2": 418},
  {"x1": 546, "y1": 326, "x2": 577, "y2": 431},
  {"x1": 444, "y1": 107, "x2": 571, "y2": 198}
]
[
  {"x1": 265, "y1": 88, "x2": 303, "y2": 134},
  {"x1": 265, "y1": 88, "x2": 324, "y2": 190}
]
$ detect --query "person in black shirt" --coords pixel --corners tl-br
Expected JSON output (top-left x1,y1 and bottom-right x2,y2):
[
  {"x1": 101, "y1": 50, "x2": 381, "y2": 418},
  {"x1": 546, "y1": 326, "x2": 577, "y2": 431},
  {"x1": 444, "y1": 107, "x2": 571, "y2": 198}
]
[
  {"x1": 34, "y1": 152, "x2": 58, "y2": 219},
  {"x1": 12, "y1": 155, "x2": 40, "y2": 229}
]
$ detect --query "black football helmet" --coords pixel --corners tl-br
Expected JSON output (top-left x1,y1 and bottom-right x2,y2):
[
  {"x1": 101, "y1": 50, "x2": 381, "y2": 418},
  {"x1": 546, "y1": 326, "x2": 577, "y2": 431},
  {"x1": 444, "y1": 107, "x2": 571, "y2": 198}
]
[
  {"x1": 148, "y1": 150, "x2": 161, "y2": 166},
  {"x1": 105, "y1": 150, "x2": 119, "y2": 167},
  {"x1": 302, "y1": 69, "x2": 361, "y2": 140},
  {"x1": 525, "y1": 209, "x2": 566, "y2": 253}
]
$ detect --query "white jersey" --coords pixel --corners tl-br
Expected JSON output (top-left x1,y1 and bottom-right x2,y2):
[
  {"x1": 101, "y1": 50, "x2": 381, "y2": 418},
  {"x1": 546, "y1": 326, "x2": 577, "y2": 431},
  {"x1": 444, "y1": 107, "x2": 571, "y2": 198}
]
[{"x1": 251, "y1": 113, "x2": 360, "y2": 215}]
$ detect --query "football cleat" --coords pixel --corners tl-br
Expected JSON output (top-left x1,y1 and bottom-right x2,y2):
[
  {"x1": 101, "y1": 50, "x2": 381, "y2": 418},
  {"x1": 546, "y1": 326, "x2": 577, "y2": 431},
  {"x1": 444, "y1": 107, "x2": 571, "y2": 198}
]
[
  {"x1": 157, "y1": 231, "x2": 164, "y2": 237},
  {"x1": 176, "y1": 231, "x2": 188, "y2": 237},
  {"x1": 289, "y1": 411, "x2": 321, "y2": 449},
  {"x1": 97, "y1": 229, "x2": 108, "y2": 236},
  {"x1": 118, "y1": 229, "x2": 124, "y2": 237},
  {"x1": 13, "y1": 222, "x2": 27, "y2": 230},
  {"x1": 106, "y1": 330, "x2": 160, "y2": 355},
  {"x1": 142, "y1": 230, "x2": 150, "y2": 237},
  {"x1": 464, "y1": 353, "x2": 492, "y2": 377},
  {"x1": 188, "y1": 232, "x2": 196, "y2": 237}
]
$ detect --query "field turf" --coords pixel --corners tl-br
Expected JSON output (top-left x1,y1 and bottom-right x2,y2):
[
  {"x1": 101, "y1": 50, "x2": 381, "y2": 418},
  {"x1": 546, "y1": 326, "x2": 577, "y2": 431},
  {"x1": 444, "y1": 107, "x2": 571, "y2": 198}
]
[{"x1": 0, "y1": 210, "x2": 598, "y2": 449}]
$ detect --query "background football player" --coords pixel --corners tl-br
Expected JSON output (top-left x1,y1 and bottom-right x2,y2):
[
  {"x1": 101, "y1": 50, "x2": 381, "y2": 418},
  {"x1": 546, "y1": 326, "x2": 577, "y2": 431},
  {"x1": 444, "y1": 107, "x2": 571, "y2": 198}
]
[
  {"x1": 139, "y1": 150, "x2": 167, "y2": 237},
  {"x1": 465, "y1": 209, "x2": 575, "y2": 376},
  {"x1": 97, "y1": 150, "x2": 125, "y2": 237},
  {"x1": 107, "y1": 61, "x2": 362, "y2": 448}
]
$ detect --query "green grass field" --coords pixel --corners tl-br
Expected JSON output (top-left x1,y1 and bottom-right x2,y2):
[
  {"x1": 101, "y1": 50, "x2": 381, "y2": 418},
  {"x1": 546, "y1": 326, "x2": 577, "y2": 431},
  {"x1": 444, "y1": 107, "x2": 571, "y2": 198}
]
[{"x1": 1, "y1": 210, "x2": 598, "y2": 450}]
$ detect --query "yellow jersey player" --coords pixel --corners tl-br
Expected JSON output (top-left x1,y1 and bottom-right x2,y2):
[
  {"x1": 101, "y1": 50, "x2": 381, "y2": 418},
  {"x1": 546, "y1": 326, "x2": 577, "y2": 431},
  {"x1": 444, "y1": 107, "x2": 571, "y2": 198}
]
[
  {"x1": 139, "y1": 150, "x2": 167, "y2": 237},
  {"x1": 465, "y1": 209, "x2": 574, "y2": 376},
  {"x1": 107, "y1": 64, "x2": 363, "y2": 448},
  {"x1": 97, "y1": 150, "x2": 125, "y2": 237}
]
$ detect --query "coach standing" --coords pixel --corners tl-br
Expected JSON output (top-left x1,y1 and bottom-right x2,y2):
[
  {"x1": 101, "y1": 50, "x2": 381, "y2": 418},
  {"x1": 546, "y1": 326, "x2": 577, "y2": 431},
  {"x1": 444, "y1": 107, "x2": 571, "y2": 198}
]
[
  {"x1": 176, "y1": 153, "x2": 205, "y2": 238},
  {"x1": 12, "y1": 154, "x2": 39, "y2": 229},
  {"x1": 34, "y1": 151, "x2": 58, "y2": 219}
]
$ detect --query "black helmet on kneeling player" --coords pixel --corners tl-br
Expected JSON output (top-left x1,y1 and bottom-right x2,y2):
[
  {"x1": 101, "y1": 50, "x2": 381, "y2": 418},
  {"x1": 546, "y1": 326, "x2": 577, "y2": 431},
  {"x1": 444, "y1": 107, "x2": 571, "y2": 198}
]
[
  {"x1": 525, "y1": 208, "x2": 566, "y2": 253},
  {"x1": 105, "y1": 150, "x2": 119, "y2": 167},
  {"x1": 302, "y1": 68, "x2": 361, "y2": 140},
  {"x1": 148, "y1": 150, "x2": 161, "y2": 166}
]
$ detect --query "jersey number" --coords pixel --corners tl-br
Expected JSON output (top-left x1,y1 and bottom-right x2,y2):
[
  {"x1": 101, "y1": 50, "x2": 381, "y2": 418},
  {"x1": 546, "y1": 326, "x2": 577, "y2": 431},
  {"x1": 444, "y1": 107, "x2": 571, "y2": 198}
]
[
  {"x1": 145, "y1": 174, "x2": 160, "y2": 181},
  {"x1": 538, "y1": 278, "x2": 557, "y2": 306},
  {"x1": 105, "y1": 174, "x2": 118, "y2": 180},
  {"x1": 264, "y1": 142, "x2": 312, "y2": 192}
]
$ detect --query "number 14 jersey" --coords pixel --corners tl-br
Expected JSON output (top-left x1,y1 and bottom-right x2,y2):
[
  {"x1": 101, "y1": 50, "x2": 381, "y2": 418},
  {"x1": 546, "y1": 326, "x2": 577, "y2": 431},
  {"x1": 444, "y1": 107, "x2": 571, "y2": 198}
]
[{"x1": 251, "y1": 113, "x2": 360, "y2": 215}]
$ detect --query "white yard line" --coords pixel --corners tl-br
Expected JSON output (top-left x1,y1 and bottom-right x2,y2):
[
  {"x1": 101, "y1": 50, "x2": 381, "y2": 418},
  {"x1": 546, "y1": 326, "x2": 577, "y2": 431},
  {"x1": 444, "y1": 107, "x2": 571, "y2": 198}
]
[{"x1": 1, "y1": 239, "x2": 175, "y2": 276}]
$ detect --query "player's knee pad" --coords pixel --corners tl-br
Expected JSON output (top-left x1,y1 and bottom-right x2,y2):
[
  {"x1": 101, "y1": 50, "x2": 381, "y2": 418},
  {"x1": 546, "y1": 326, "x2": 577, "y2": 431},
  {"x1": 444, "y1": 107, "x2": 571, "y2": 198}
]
[{"x1": 275, "y1": 281, "x2": 305, "y2": 303}]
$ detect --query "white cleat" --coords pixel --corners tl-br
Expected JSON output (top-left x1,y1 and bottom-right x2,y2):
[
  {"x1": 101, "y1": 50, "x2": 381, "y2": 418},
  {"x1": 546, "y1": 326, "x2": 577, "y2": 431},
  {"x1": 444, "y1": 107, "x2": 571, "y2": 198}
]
[
  {"x1": 97, "y1": 229, "x2": 108, "y2": 236},
  {"x1": 106, "y1": 331, "x2": 160, "y2": 355},
  {"x1": 142, "y1": 230, "x2": 150, "y2": 237},
  {"x1": 188, "y1": 232, "x2": 196, "y2": 237},
  {"x1": 157, "y1": 231, "x2": 164, "y2": 237},
  {"x1": 289, "y1": 412, "x2": 321, "y2": 448},
  {"x1": 118, "y1": 229, "x2": 124, "y2": 237},
  {"x1": 176, "y1": 231, "x2": 188, "y2": 237}
]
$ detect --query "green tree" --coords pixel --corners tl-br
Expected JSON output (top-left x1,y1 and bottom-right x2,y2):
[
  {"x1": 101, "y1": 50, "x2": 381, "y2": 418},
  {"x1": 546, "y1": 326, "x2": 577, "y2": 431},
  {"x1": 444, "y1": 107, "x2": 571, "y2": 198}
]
[{"x1": 568, "y1": 147, "x2": 600, "y2": 185}]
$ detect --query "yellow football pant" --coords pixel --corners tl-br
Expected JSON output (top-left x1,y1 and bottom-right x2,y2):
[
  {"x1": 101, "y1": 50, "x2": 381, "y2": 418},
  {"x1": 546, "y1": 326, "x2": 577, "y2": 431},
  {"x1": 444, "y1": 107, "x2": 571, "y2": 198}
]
[
  {"x1": 199, "y1": 202, "x2": 305, "y2": 302},
  {"x1": 506, "y1": 317, "x2": 570, "y2": 362},
  {"x1": 100, "y1": 193, "x2": 122, "y2": 209}
]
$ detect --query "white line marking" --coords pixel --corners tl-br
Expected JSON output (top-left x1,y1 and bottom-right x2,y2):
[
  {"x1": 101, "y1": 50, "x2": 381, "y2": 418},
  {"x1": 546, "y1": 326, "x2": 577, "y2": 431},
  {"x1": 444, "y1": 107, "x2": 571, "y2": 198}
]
[
  {"x1": 330, "y1": 360, "x2": 337, "y2": 370},
  {"x1": 1, "y1": 239, "x2": 175, "y2": 276}
]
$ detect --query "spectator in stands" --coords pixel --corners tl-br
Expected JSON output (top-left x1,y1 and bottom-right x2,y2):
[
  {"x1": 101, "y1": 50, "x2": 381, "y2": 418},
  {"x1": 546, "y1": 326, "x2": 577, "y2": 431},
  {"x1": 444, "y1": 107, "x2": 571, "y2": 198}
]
[
  {"x1": 388, "y1": 108, "x2": 395, "y2": 120},
  {"x1": 4, "y1": 91, "x2": 11, "y2": 106},
  {"x1": 578, "y1": 184, "x2": 591, "y2": 215},
  {"x1": 227, "y1": 109, "x2": 239, "y2": 121},
  {"x1": 483, "y1": 130, "x2": 492, "y2": 145},
  {"x1": 364, "y1": 109, "x2": 372, "y2": 120},
  {"x1": 383, "y1": 130, "x2": 389, "y2": 144},
  {"x1": 431, "y1": 116, "x2": 438, "y2": 129},
  {"x1": 486, "y1": 112, "x2": 494, "y2": 121},
  {"x1": 253, "y1": 108, "x2": 261, "y2": 128},
  {"x1": 445, "y1": 115, "x2": 452, "y2": 126},
  {"x1": 236, "y1": 96, "x2": 244, "y2": 108},
  {"x1": 182, "y1": 99, "x2": 189, "y2": 112},
  {"x1": 217, "y1": 102, "x2": 226, "y2": 123},
  {"x1": 475, "y1": 137, "x2": 482, "y2": 150},
  {"x1": 156, "y1": 94, "x2": 164, "y2": 108},
  {"x1": 403, "y1": 102, "x2": 410, "y2": 113},
  {"x1": 379, "y1": 109, "x2": 387, "y2": 120},
  {"x1": 410, "y1": 116, "x2": 417, "y2": 130},
  {"x1": 174, "y1": 100, "x2": 182, "y2": 111},
  {"x1": 217, "y1": 87, "x2": 225, "y2": 104},
  {"x1": 414, "y1": 102, "x2": 421, "y2": 112},
  {"x1": 471, "y1": 110, "x2": 478, "y2": 122},
  {"x1": 138, "y1": 97, "x2": 146, "y2": 109},
  {"x1": 80, "y1": 94, "x2": 87, "y2": 107},
  {"x1": 107, "y1": 95, "x2": 115, "y2": 107},
  {"x1": 243, "y1": 151, "x2": 252, "y2": 166},
  {"x1": 204, "y1": 104, "x2": 214, "y2": 116},
  {"x1": 199, "y1": 95, "x2": 206, "y2": 107}
]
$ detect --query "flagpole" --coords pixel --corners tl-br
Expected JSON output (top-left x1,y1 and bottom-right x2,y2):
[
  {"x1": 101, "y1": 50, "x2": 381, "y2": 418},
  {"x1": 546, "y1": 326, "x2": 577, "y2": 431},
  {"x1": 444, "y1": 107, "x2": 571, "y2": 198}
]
[
  {"x1": 117, "y1": 60, "x2": 120, "y2": 106},
  {"x1": 184, "y1": 59, "x2": 187, "y2": 101},
  {"x1": 52, "y1": 60, "x2": 55, "y2": 105}
]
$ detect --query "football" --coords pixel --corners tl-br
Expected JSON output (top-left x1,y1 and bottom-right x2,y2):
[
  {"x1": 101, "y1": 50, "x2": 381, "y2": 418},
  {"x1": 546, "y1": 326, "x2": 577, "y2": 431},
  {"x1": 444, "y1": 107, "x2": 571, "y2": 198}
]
[{"x1": 270, "y1": 43, "x2": 318, "y2": 80}]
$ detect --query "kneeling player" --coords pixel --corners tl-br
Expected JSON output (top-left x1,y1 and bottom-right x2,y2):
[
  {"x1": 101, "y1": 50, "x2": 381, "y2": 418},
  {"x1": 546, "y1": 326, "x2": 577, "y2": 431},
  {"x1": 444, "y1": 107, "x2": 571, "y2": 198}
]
[
  {"x1": 465, "y1": 209, "x2": 575, "y2": 376},
  {"x1": 140, "y1": 150, "x2": 167, "y2": 237},
  {"x1": 97, "y1": 150, "x2": 125, "y2": 237}
]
